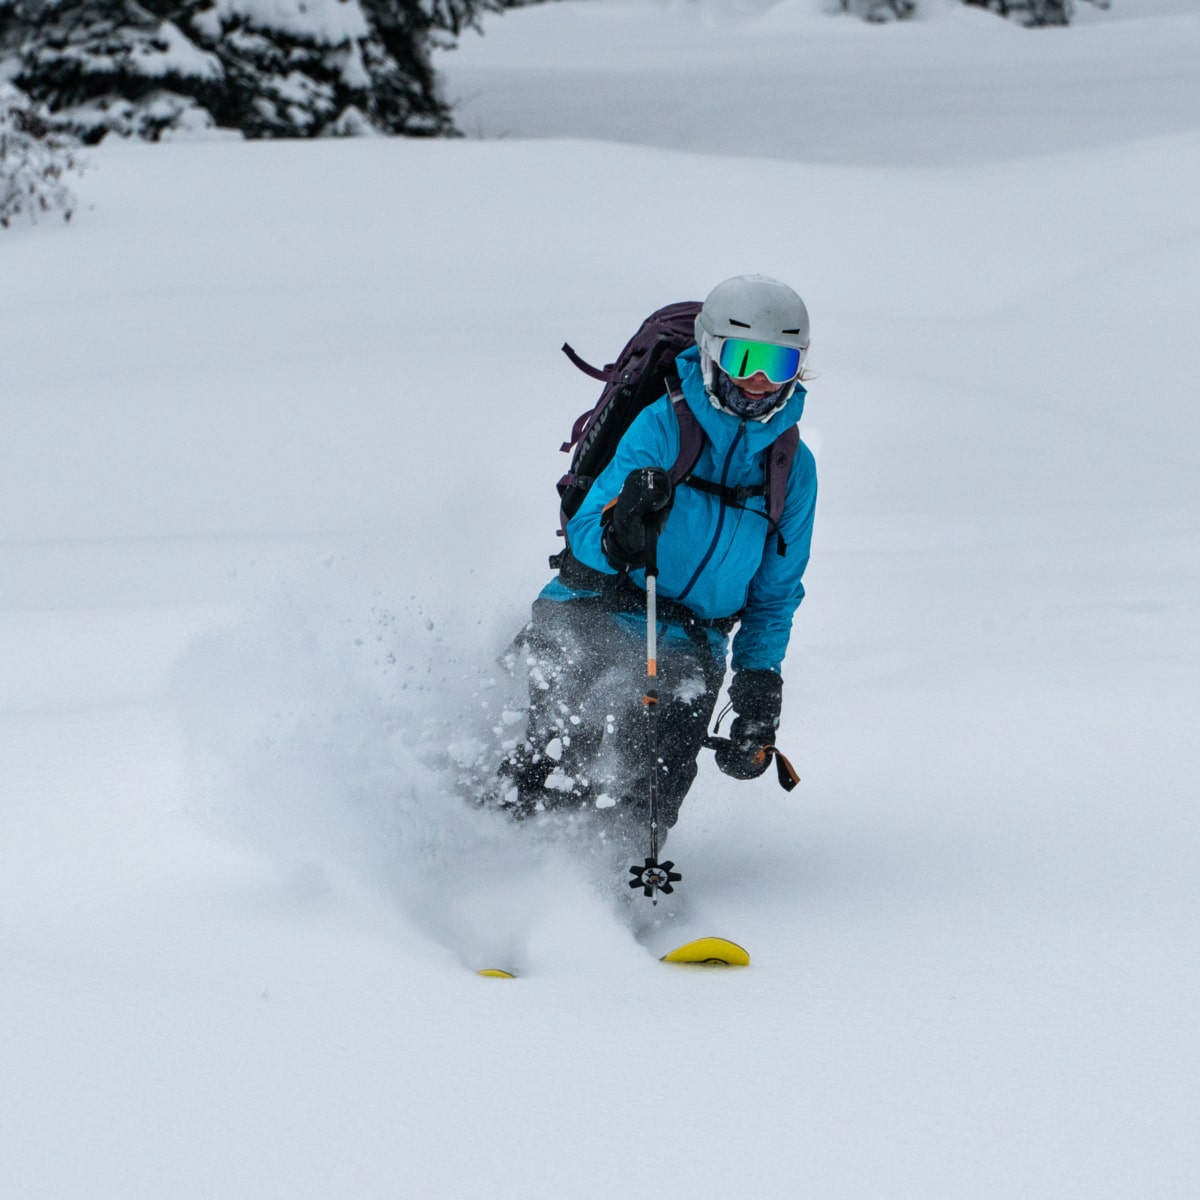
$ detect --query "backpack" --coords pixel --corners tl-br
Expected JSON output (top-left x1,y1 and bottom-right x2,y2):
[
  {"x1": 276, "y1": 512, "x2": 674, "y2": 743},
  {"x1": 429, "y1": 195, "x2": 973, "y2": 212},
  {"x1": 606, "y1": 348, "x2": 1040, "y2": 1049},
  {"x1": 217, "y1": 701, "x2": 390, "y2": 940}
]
[{"x1": 553, "y1": 301, "x2": 799, "y2": 565}]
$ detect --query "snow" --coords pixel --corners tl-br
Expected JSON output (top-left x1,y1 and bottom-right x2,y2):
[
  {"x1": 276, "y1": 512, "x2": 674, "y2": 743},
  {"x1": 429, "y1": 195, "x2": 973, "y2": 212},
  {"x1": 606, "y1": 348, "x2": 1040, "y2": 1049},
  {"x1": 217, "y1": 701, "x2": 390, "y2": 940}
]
[
  {"x1": 216, "y1": 0, "x2": 371, "y2": 44},
  {"x1": 3, "y1": 1, "x2": 1200, "y2": 1197},
  {"x1": 133, "y1": 21, "x2": 225, "y2": 82}
]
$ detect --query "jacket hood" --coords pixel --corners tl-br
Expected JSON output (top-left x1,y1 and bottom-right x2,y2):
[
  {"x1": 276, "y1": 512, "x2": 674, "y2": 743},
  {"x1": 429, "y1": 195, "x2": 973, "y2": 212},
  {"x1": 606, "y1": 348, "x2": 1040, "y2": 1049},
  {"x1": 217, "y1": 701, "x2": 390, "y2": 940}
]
[{"x1": 675, "y1": 345, "x2": 806, "y2": 453}]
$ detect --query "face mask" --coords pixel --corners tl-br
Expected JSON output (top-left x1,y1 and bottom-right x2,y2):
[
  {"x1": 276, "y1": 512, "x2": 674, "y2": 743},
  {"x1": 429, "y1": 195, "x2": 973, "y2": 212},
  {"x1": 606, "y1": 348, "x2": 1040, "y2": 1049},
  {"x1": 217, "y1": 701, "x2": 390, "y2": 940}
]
[{"x1": 713, "y1": 370, "x2": 787, "y2": 420}]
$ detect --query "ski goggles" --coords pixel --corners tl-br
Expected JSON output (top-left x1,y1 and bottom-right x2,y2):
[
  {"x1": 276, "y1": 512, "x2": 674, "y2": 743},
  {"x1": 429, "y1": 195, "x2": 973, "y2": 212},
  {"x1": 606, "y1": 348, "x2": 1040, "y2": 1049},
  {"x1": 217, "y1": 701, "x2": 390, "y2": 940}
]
[{"x1": 713, "y1": 336, "x2": 806, "y2": 385}]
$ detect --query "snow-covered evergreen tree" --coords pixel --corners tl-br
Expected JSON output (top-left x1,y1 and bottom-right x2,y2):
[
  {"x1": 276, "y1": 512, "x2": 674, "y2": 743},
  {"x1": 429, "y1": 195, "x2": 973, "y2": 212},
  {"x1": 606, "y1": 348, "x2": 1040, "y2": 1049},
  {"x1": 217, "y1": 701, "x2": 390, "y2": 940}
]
[
  {"x1": 12, "y1": 0, "x2": 223, "y2": 141},
  {"x1": 200, "y1": 0, "x2": 391, "y2": 139},
  {"x1": 963, "y1": 0, "x2": 1067, "y2": 23},
  {"x1": 962, "y1": 0, "x2": 1110, "y2": 26},
  {"x1": 2, "y1": 1, "x2": 17, "y2": 55},
  {"x1": 2, "y1": 1, "x2": 24, "y2": 78},
  {"x1": 356, "y1": 0, "x2": 475, "y2": 138},
  {"x1": 842, "y1": 0, "x2": 915, "y2": 22},
  {"x1": 0, "y1": 81, "x2": 83, "y2": 227},
  {"x1": 8, "y1": 0, "x2": 498, "y2": 142}
]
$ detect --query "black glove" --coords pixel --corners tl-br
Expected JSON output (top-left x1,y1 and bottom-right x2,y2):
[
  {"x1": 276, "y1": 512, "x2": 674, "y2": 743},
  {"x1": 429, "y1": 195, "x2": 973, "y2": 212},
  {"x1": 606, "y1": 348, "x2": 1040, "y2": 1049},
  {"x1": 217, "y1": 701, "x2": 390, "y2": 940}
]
[
  {"x1": 714, "y1": 669, "x2": 783, "y2": 781},
  {"x1": 601, "y1": 467, "x2": 674, "y2": 571}
]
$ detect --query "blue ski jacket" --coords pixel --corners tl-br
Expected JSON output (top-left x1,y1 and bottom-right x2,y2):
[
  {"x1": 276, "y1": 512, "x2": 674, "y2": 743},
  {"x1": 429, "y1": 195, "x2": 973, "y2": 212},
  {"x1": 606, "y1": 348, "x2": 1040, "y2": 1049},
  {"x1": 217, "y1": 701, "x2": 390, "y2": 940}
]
[{"x1": 540, "y1": 345, "x2": 817, "y2": 674}]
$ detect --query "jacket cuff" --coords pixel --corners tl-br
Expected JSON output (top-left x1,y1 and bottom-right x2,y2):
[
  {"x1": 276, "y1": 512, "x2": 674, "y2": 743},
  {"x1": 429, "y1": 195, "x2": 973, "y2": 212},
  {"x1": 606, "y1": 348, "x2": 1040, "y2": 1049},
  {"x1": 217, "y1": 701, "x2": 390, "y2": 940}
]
[{"x1": 729, "y1": 668, "x2": 783, "y2": 723}]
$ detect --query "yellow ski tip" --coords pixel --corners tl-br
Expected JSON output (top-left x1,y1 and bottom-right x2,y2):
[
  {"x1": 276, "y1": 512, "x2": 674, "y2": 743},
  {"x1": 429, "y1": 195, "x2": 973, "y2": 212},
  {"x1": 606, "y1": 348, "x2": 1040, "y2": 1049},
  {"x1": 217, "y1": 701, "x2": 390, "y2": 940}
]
[
  {"x1": 476, "y1": 968, "x2": 516, "y2": 979},
  {"x1": 660, "y1": 937, "x2": 750, "y2": 968}
]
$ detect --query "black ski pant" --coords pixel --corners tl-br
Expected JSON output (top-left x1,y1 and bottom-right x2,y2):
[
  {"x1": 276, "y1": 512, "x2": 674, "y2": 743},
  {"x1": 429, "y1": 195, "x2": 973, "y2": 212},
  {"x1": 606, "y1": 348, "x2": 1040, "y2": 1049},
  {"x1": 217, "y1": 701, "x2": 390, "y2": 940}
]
[{"x1": 502, "y1": 596, "x2": 726, "y2": 832}]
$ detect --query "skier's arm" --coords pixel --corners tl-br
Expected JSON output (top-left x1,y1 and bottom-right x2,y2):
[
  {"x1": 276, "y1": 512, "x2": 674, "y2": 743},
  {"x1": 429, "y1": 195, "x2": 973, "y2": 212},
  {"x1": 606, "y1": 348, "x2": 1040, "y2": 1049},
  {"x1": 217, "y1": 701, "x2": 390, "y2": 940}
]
[
  {"x1": 730, "y1": 442, "x2": 817, "y2": 674},
  {"x1": 566, "y1": 400, "x2": 680, "y2": 576}
]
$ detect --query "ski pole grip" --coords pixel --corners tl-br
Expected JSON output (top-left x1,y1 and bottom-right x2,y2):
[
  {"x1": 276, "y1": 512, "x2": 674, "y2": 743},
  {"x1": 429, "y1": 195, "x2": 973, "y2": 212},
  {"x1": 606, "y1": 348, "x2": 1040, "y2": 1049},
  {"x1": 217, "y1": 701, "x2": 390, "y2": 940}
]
[{"x1": 633, "y1": 465, "x2": 672, "y2": 578}]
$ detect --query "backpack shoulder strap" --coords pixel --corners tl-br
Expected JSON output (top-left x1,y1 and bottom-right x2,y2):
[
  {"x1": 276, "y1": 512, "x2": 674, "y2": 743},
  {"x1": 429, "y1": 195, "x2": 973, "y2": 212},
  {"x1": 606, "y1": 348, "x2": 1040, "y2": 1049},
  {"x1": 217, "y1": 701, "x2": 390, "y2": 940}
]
[
  {"x1": 765, "y1": 425, "x2": 801, "y2": 556},
  {"x1": 666, "y1": 376, "x2": 705, "y2": 488}
]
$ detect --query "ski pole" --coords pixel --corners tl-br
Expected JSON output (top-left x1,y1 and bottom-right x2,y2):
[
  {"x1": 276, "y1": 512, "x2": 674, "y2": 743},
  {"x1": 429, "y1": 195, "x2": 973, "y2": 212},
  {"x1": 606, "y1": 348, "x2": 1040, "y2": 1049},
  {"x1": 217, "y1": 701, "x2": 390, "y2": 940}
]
[
  {"x1": 645, "y1": 526, "x2": 660, "y2": 864},
  {"x1": 628, "y1": 476, "x2": 681, "y2": 902}
]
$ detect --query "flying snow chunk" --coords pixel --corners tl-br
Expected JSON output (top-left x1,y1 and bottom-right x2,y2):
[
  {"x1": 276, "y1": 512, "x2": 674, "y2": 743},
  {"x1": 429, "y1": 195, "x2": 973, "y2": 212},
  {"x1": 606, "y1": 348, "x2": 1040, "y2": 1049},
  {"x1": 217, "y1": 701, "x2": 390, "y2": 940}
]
[
  {"x1": 447, "y1": 738, "x2": 485, "y2": 768},
  {"x1": 674, "y1": 675, "x2": 707, "y2": 704}
]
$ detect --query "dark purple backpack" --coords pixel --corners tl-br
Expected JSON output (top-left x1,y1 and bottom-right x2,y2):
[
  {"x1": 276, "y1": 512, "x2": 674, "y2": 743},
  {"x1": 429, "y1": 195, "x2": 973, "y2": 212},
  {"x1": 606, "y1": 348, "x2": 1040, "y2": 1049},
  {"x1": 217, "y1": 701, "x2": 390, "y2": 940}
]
[{"x1": 554, "y1": 301, "x2": 799, "y2": 562}]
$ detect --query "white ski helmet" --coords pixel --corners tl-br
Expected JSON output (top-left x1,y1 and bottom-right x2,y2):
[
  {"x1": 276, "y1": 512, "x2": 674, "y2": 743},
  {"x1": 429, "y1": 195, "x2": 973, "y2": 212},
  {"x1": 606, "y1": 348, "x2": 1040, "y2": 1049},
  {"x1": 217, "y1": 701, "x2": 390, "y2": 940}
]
[{"x1": 695, "y1": 274, "x2": 810, "y2": 417}]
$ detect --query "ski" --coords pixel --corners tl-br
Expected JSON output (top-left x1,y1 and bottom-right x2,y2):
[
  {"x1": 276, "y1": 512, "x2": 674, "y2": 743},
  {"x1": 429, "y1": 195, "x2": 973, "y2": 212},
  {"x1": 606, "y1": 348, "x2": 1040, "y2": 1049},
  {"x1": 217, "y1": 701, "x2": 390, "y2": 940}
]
[
  {"x1": 659, "y1": 936, "x2": 750, "y2": 967},
  {"x1": 474, "y1": 936, "x2": 749, "y2": 977}
]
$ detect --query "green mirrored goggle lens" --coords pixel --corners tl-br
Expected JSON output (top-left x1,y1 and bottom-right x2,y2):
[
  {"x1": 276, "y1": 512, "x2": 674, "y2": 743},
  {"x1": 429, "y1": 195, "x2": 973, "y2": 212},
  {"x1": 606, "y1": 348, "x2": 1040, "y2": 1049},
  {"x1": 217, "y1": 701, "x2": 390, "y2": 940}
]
[{"x1": 717, "y1": 337, "x2": 802, "y2": 384}]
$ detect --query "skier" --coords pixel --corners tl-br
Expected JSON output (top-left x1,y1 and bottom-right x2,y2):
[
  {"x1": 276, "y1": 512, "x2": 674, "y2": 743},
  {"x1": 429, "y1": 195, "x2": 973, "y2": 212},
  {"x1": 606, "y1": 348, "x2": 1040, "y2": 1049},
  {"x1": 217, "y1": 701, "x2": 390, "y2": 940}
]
[{"x1": 499, "y1": 274, "x2": 818, "y2": 846}]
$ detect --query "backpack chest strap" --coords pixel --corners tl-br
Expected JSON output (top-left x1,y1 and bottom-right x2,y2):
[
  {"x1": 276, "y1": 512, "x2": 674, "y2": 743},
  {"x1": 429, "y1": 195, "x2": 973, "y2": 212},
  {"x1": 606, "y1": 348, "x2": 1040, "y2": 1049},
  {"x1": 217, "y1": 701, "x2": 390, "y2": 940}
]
[
  {"x1": 682, "y1": 475, "x2": 767, "y2": 509},
  {"x1": 668, "y1": 386, "x2": 798, "y2": 557}
]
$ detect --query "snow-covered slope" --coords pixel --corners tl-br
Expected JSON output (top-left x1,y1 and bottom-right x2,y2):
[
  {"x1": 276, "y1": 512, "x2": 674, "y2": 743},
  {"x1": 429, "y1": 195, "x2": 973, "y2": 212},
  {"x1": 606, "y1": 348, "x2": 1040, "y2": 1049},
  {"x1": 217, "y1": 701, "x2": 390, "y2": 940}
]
[
  {"x1": 3, "y1": 3, "x2": 1199, "y2": 1197},
  {"x1": 440, "y1": 0, "x2": 1200, "y2": 164}
]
